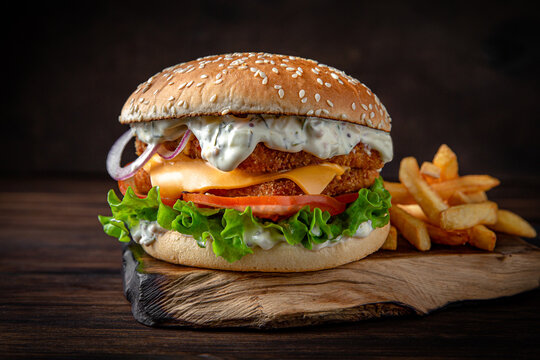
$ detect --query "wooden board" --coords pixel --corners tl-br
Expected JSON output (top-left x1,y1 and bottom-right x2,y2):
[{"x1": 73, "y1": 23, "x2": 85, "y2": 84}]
[{"x1": 123, "y1": 235, "x2": 540, "y2": 329}]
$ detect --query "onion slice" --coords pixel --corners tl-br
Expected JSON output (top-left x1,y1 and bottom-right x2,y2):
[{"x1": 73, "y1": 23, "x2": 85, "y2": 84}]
[
  {"x1": 157, "y1": 130, "x2": 192, "y2": 160},
  {"x1": 106, "y1": 130, "x2": 159, "y2": 181}
]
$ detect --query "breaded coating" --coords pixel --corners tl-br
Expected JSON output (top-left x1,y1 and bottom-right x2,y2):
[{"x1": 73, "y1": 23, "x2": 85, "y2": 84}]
[
  {"x1": 133, "y1": 135, "x2": 383, "y2": 197},
  {"x1": 134, "y1": 167, "x2": 379, "y2": 197},
  {"x1": 136, "y1": 137, "x2": 383, "y2": 173}
]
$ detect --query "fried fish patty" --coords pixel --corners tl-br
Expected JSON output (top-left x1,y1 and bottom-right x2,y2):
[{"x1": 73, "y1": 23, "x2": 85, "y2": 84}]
[
  {"x1": 136, "y1": 137, "x2": 383, "y2": 173},
  {"x1": 134, "y1": 137, "x2": 383, "y2": 197}
]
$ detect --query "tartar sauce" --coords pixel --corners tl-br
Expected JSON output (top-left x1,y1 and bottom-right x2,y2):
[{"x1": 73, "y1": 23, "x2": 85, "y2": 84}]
[
  {"x1": 131, "y1": 220, "x2": 167, "y2": 246},
  {"x1": 128, "y1": 219, "x2": 374, "y2": 251},
  {"x1": 132, "y1": 114, "x2": 393, "y2": 172}
]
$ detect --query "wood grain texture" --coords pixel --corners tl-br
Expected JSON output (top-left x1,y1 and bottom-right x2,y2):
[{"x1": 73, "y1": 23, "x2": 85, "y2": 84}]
[{"x1": 124, "y1": 235, "x2": 540, "y2": 328}]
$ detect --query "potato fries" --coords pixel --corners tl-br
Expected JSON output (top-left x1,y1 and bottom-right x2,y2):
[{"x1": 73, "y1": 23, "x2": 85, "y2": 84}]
[
  {"x1": 439, "y1": 202, "x2": 498, "y2": 230},
  {"x1": 385, "y1": 175, "x2": 499, "y2": 205},
  {"x1": 382, "y1": 225, "x2": 398, "y2": 250},
  {"x1": 389, "y1": 206, "x2": 431, "y2": 251},
  {"x1": 433, "y1": 144, "x2": 458, "y2": 180},
  {"x1": 469, "y1": 225, "x2": 496, "y2": 251},
  {"x1": 489, "y1": 209, "x2": 537, "y2": 238},
  {"x1": 425, "y1": 223, "x2": 469, "y2": 246},
  {"x1": 399, "y1": 157, "x2": 448, "y2": 225},
  {"x1": 420, "y1": 161, "x2": 441, "y2": 182},
  {"x1": 385, "y1": 144, "x2": 535, "y2": 253}
]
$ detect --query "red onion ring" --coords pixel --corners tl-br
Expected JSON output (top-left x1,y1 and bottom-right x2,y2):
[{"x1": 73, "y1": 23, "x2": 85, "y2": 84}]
[
  {"x1": 157, "y1": 130, "x2": 192, "y2": 160},
  {"x1": 106, "y1": 130, "x2": 159, "y2": 181}
]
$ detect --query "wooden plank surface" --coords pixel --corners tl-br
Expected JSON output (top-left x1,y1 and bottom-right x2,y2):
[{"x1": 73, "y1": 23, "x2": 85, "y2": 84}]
[
  {"x1": 124, "y1": 236, "x2": 540, "y2": 328},
  {"x1": 1, "y1": 176, "x2": 539, "y2": 359}
]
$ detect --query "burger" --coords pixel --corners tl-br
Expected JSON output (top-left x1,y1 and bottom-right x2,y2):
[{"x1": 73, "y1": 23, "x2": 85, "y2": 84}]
[{"x1": 99, "y1": 52, "x2": 393, "y2": 272}]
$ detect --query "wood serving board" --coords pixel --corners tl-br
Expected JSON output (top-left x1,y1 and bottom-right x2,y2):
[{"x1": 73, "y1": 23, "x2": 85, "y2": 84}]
[{"x1": 122, "y1": 235, "x2": 540, "y2": 329}]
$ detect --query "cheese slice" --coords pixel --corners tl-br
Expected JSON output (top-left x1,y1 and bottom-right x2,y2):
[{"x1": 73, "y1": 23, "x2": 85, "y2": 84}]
[{"x1": 143, "y1": 154, "x2": 346, "y2": 199}]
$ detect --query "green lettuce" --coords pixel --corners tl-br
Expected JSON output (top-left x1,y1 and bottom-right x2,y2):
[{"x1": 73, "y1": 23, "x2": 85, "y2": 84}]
[{"x1": 99, "y1": 177, "x2": 391, "y2": 262}]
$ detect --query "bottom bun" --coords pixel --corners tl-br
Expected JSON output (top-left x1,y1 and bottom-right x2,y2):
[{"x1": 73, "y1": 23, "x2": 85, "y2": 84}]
[{"x1": 141, "y1": 223, "x2": 390, "y2": 272}]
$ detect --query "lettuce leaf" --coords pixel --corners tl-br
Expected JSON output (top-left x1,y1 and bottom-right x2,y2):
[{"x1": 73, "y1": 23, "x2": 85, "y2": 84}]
[{"x1": 98, "y1": 177, "x2": 391, "y2": 262}]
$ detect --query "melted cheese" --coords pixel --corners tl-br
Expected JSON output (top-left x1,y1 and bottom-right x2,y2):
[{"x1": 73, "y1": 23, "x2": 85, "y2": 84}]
[{"x1": 143, "y1": 154, "x2": 346, "y2": 199}]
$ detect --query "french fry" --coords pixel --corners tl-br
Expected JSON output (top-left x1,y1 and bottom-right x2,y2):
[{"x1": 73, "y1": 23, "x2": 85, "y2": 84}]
[
  {"x1": 399, "y1": 157, "x2": 448, "y2": 225},
  {"x1": 433, "y1": 144, "x2": 459, "y2": 180},
  {"x1": 420, "y1": 161, "x2": 441, "y2": 183},
  {"x1": 447, "y1": 191, "x2": 471, "y2": 206},
  {"x1": 469, "y1": 225, "x2": 496, "y2": 251},
  {"x1": 439, "y1": 201, "x2": 498, "y2": 230},
  {"x1": 465, "y1": 191, "x2": 488, "y2": 203},
  {"x1": 425, "y1": 223, "x2": 469, "y2": 246},
  {"x1": 381, "y1": 225, "x2": 398, "y2": 250},
  {"x1": 389, "y1": 206, "x2": 431, "y2": 251},
  {"x1": 385, "y1": 175, "x2": 499, "y2": 204},
  {"x1": 448, "y1": 191, "x2": 488, "y2": 206},
  {"x1": 489, "y1": 209, "x2": 537, "y2": 238},
  {"x1": 431, "y1": 175, "x2": 499, "y2": 199},
  {"x1": 398, "y1": 204, "x2": 430, "y2": 223},
  {"x1": 384, "y1": 181, "x2": 417, "y2": 204}
]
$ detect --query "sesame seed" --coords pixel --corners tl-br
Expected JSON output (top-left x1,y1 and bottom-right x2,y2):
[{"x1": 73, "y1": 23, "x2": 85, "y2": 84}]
[
  {"x1": 331, "y1": 73, "x2": 339, "y2": 79},
  {"x1": 286, "y1": 67, "x2": 295, "y2": 71},
  {"x1": 200, "y1": 74, "x2": 208, "y2": 79},
  {"x1": 274, "y1": 84, "x2": 282, "y2": 89},
  {"x1": 262, "y1": 77, "x2": 268, "y2": 85},
  {"x1": 301, "y1": 97, "x2": 307, "y2": 103},
  {"x1": 325, "y1": 82, "x2": 331, "y2": 87},
  {"x1": 255, "y1": 60, "x2": 264, "y2": 64},
  {"x1": 299, "y1": 89, "x2": 305, "y2": 98},
  {"x1": 215, "y1": 79, "x2": 224, "y2": 84},
  {"x1": 272, "y1": 67, "x2": 279, "y2": 73},
  {"x1": 138, "y1": 98, "x2": 144, "y2": 103},
  {"x1": 278, "y1": 89, "x2": 285, "y2": 98},
  {"x1": 307, "y1": 109, "x2": 314, "y2": 116},
  {"x1": 186, "y1": 80, "x2": 194, "y2": 88},
  {"x1": 168, "y1": 96, "x2": 175, "y2": 101},
  {"x1": 178, "y1": 82, "x2": 187, "y2": 90},
  {"x1": 315, "y1": 93, "x2": 321, "y2": 102},
  {"x1": 311, "y1": 68, "x2": 320, "y2": 75},
  {"x1": 369, "y1": 104, "x2": 373, "y2": 110},
  {"x1": 370, "y1": 111, "x2": 375, "y2": 118},
  {"x1": 177, "y1": 100, "x2": 184, "y2": 106},
  {"x1": 327, "y1": 100, "x2": 334, "y2": 107},
  {"x1": 216, "y1": 73, "x2": 222, "y2": 79},
  {"x1": 352, "y1": 102, "x2": 356, "y2": 110},
  {"x1": 361, "y1": 104, "x2": 368, "y2": 111},
  {"x1": 292, "y1": 73, "x2": 298, "y2": 78},
  {"x1": 250, "y1": 67, "x2": 257, "y2": 72},
  {"x1": 221, "y1": 108, "x2": 230, "y2": 115},
  {"x1": 317, "y1": 78, "x2": 323, "y2": 85},
  {"x1": 322, "y1": 109, "x2": 330, "y2": 115},
  {"x1": 196, "y1": 82, "x2": 204, "y2": 87},
  {"x1": 362, "y1": 113, "x2": 366, "y2": 121},
  {"x1": 210, "y1": 94, "x2": 217, "y2": 102},
  {"x1": 315, "y1": 109, "x2": 322, "y2": 116}
]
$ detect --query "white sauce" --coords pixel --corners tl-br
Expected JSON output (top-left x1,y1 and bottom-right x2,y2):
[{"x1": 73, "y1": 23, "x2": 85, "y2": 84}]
[
  {"x1": 128, "y1": 219, "x2": 374, "y2": 251},
  {"x1": 131, "y1": 220, "x2": 167, "y2": 246},
  {"x1": 132, "y1": 114, "x2": 393, "y2": 172}
]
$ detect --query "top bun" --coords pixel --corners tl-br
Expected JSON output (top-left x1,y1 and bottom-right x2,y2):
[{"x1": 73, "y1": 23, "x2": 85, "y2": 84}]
[{"x1": 119, "y1": 52, "x2": 391, "y2": 132}]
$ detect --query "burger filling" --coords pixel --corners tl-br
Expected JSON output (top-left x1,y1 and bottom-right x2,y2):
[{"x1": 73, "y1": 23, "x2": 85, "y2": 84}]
[{"x1": 99, "y1": 114, "x2": 392, "y2": 262}]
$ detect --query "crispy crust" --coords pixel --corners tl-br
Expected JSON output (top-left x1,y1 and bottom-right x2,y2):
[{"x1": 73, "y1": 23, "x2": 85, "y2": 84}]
[
  {"x1": 141, "y1": 223, "x2": 390, "y2": 272},
  {"x1": 119, "y1": 53, "x2": 391, "y2": 133}
]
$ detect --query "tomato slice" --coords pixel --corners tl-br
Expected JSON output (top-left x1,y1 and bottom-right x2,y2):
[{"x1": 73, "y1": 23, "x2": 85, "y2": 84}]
[
  {"x1": 117, "y1": 179, "x2": 178, "y2": 207},
  {"x1": 182, "y1": 193, "x2": 346, "y2": 220},
  {"x1": 334, "y1": 192, "x2": 359, "y2": 204}
]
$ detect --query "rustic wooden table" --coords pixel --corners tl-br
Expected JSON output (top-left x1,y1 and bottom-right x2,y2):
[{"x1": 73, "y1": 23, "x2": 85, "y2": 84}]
[{"x1": 1, "y1": 176, "x2": 539, "y2": 359}]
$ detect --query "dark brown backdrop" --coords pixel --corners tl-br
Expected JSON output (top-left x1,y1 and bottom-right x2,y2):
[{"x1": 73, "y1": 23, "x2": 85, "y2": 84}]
[{"x1": 4, "y1": 0, "x2": 540, "y2": 180}]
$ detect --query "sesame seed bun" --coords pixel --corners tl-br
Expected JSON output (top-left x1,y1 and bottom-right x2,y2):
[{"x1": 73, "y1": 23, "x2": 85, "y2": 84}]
[
  {"x1": 119, "y1": 52, "x2": 391, "y2": 132},
  {"x1": 141, "y1": 224, "x2": 390, "y2": 272}
]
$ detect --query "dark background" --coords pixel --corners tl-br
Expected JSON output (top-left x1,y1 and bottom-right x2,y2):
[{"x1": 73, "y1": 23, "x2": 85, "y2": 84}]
[{"x1": 3, "y1": 0, "x2": 540, "y2": 180}]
